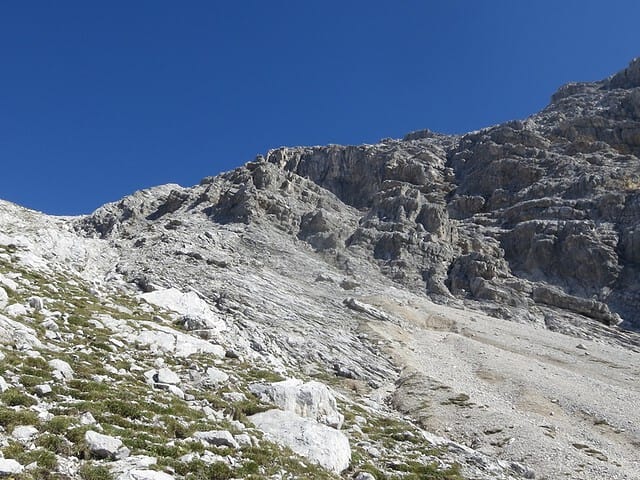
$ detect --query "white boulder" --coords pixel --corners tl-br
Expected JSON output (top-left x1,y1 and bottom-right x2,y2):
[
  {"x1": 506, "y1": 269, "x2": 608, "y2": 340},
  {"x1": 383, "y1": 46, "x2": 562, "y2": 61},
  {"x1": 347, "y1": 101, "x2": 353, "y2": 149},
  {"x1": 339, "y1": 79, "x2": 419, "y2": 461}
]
[
  {"x1": 249, "y1": 409, "x2": 351, "y2": 473},
  {"x1": 0, "y1": 459, "x2": 23, "y2": 475},
  {"x1": 154, "y1": 367, "x2": 180, "y2": 385},
  {"x1": 5, "y1": 303, "x2": 27, "y2": 317},
  {"x1": 140, "y1": 288, "x2": 226, "y2": 333},
  {"x1": 84, "y1": 430, "x2": 123, "y2": 459},
  {"x1": 11, "y1": 425, "x2": 38, "y2": 442},
  {"x1": 48, "y1": 359, "x2": 74, "y2": 380},
  {"x1": 35, "y1": 384, "x2": 52, "y2": 396},
  {"x1": 0, "y1": 274, "x2": 18, "y2": 292},
  {"x1": 205, "y1": 366, "x2": 229, "y2": 385},
  {"x1": 250, "y1": 379, "x2": 344, "y2": 428},
  {"x1": 132, "y1": 322, "x2": 225, "y2": 358},
  {"x1": 0, "y1": 313, "x2": 42, "y2": 349}
]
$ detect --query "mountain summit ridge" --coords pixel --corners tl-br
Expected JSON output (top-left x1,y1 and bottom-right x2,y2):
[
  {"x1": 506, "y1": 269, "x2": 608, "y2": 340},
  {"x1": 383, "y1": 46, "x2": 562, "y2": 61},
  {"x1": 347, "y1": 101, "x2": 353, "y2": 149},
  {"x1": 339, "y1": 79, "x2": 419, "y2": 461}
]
[{"x1": 0, "y1": 58, "x2": 639, "y2": 480}]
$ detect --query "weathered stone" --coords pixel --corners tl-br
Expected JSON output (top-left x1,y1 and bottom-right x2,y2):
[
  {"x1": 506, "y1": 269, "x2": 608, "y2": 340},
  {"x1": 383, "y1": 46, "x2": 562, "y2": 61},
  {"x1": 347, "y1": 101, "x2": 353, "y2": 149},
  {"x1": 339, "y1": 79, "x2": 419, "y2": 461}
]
[
  {"x1": 117, "y1": 470, "x2": 175, "y2": 480},
  {"x1": 11, "y1": 425, "x2": 38, "y2": 442},
  {"x1": 192, "y1": 430, "x2": 239, "y2": 449},
  {"x1": 0, "y1": 287, "x2": 8, "y2": 309},
  {"x1": 204, "y1": 366, "x2": 229, "y2": 385},
  {"x1": 84, "y1": 430, "x2": 123, "y2": 459},
  {"x1": 35, "y1": 384, "x2": 52, "y2": 396},
  {"x1": 249, "y1": 379, "x2": 344, "y2": 429},
  {"x1": 0, "y1": 459, "x2": 23, "y2": 476},
  {"x1": 154, "y1": 367, "x2": 180, "y2": 385},
  {"x1": 48, "y1": 359, "x2": 74, "y2": 380},
  {"x1": 354, "y1": 473, "x2": 376, "y2": 480},
  {"x1": 140, "y1": 288, "x2": 226, "y2": 333},
  {"x1": 249, "y1": 409, "x2": 351, "y2": 473}
]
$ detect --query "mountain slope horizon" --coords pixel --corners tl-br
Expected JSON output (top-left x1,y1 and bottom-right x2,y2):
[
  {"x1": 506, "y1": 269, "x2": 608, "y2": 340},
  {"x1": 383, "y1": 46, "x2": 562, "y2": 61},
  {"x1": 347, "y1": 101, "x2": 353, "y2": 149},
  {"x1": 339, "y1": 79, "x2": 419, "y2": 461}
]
[{"x1": 0, "y1": 57, "x2": 639, "y2": 480}]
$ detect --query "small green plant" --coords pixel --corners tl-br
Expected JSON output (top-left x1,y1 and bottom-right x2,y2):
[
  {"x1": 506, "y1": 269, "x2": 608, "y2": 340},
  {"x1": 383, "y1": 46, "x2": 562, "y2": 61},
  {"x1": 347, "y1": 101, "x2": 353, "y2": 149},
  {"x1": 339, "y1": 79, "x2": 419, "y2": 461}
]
[
  {"x1": 79, "y1": 463, "x2": 115, "y2": 480},
  {"x1": 0, "y1": 389, "x2": 38, "y2": 407},
  {"x1": 0, "y1": 406, "x2": 39, "y2": 430},
  {"x1": 36, "y1": 433, "x2": 73, "y2": 455},
  {"x1": 44, "y1": 415, "x2": 74, "y2": 434}
]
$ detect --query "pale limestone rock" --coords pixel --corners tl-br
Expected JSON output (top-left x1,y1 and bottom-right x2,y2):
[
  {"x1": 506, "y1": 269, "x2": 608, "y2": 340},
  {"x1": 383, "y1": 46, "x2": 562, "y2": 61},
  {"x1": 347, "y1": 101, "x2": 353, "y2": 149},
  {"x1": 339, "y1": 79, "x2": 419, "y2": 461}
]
[
  {"x1": 80, "y1": 412, "x2": 97, "y2": 425},
  {"x1": 132, "y1": 322, "x2": 224, "y2": 358},
  {"x1": 249, "y1": 409, "x2": 351, "y2": 473},
  {"x1": 84, "y1": 430, "x2": 123, "y2": 459},
  {"x1": 205, "y1": 366, "x2": 229, "y2": 385},
  {"x1": 0, "y1": 287, "x2": 7, "y2": 309},
  {"x1": 154, "y1": 367, "x2": 180, "y2": 385},
  {"x1": 5, "y1": 303, "x2": 27, "y2": 317},
  {"x1": 35, "y1": 384, "x2": 52, "y2": 396},
  {"x1": 192, "y1": 430, "x2": 239, "y2": 449},
  {"x1": 250, "y1": 379, "x2": 344, "y2": 429},
  {"x1": 355, "y1": 473, "x2": 376, "y2": 480},
  {"x1": 140, "y1": 288, "x2": 226, "y2": 333},
  {"x1": 0, "y1": 459, "x2": 23, "y2": 476},
  {"x1": 48, "y1": 359, "x2": 74, "y2": 380},
  {"x1": 0, "y1": 274, "x2": 18, "y2": 292},
  {"x1": 11, "y1": 425, "x2": 38, "y2": 442},
  {"x1": 117, "y1": 470, "x2": 175, "y2": 480},
  {"x1": 0, "y1": 313, "x2": 42, "y2": 349}
]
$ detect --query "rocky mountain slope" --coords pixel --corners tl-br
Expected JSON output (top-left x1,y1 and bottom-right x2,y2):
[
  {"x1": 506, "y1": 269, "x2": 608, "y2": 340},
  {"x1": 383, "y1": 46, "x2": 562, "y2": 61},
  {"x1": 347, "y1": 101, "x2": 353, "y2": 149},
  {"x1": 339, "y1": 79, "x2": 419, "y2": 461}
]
[{"x1": 1, "y1": 59, "x2": 640, "y2": 480}]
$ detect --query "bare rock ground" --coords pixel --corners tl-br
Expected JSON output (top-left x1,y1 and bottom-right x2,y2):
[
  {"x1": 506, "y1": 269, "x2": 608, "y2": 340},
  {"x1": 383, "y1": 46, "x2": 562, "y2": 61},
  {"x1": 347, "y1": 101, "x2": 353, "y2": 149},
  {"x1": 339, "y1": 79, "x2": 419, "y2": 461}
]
[{"x1": 359, "y1": 293, "x2": 640, "y2": 479}]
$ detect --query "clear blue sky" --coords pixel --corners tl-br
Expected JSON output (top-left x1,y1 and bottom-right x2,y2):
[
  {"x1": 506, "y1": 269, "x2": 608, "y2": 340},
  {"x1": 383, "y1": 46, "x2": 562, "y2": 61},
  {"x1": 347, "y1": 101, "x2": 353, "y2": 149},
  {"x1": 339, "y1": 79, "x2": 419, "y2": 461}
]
[{"x1": 1, "y1": 1, "x2": 639, "y2": 215}]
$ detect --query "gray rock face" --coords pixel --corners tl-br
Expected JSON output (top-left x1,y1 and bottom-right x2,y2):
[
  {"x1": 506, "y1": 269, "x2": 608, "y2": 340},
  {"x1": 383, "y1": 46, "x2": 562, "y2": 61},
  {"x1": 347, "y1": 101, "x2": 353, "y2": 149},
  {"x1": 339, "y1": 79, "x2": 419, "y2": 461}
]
[{"x1": 77, "y1": 62, "x2": 640, "y2": 332}]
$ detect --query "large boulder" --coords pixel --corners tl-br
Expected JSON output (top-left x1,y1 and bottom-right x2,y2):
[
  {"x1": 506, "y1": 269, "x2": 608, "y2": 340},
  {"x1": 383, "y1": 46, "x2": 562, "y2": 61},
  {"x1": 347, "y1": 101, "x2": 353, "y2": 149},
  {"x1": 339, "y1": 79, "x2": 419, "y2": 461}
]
[
  {"x1": 140, "y1": 288, "x2": 225, "y2": 334},
  {"x1": 132, "y1": 322, "x2": 225, "y2": 358},
  {"x1": 0, "y1": 313, "x2": 42, "y2": 349},
  {"x1": 84, "y1": 430, "x2": 124, "y2": 459},
  {"x1": 249, "y1": 379, "x2": 344, "y2": 429},
  {"x1": 249, "y1": 409, "x2": 351, "y2": 473},
  {"x1": 0, "y1": 459, "x2": 23, "y2": 476},
  {"x1": 48, "y1": 359, "x2": 74, "y2": 380}
]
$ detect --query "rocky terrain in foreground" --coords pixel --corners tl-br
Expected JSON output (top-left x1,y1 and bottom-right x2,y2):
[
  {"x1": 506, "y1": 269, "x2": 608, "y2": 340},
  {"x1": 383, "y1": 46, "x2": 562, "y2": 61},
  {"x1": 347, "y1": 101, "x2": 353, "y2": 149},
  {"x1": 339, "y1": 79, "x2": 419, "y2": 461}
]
[{"x1": 1, "y1": 58, "x2": 640, "y2": 480}]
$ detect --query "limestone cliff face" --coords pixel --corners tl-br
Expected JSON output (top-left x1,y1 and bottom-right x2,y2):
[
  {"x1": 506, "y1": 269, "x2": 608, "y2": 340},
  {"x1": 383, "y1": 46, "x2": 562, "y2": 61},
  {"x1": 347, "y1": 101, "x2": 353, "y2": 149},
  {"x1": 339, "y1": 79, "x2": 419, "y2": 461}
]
[{"x1": 79, "y1": 58, "x2": 640, "y2": 332}]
